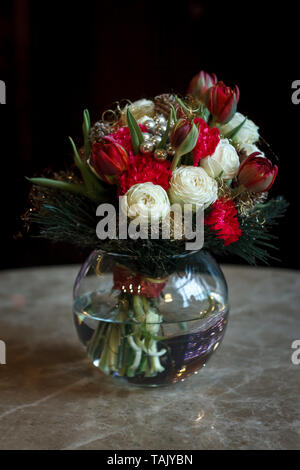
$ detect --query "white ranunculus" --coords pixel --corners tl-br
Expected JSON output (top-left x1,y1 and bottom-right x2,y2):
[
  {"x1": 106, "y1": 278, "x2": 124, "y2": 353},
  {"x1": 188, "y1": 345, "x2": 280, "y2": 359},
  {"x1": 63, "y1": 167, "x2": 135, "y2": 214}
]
[
  {"x1": 237, "y1": 143, "x2": 265, "y2": 163},
  {"x1": 168, "y1": 166, "x2": 218, "y2": 210},
  {"x1": 219, "y1": 112, "x2": 259, "y2": 145},
  {"x1": 200, "y1": 138, "x2": 240, "y2": 180},
  {"x1": 121, "y1": 182, "x2": 170, "y2": 224}
]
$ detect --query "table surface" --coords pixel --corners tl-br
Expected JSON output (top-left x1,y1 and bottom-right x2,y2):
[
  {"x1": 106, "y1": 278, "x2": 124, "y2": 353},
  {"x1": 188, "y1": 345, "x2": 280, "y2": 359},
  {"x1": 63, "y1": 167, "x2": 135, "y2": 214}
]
[{"x1": 0, "y1": 264, "x2": 299, "y2": 450}]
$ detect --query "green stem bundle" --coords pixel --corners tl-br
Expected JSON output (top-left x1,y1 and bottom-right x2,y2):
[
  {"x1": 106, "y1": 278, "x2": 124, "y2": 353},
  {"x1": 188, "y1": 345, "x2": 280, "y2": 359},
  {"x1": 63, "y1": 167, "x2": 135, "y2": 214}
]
[{"x1": 86, "y1": 294, "x2": 166, "y2": 378}]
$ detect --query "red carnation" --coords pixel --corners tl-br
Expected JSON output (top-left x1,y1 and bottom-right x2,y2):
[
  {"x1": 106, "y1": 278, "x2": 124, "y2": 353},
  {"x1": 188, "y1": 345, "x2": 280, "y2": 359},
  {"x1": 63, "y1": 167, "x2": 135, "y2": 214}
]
[
  {"x1": 110, "y1": 125, "x2": 148, "y2": 157},
  {"x1": 192, "y1": 118, "x2": 220, "y2": 166},
  {"x1": 205, "y1": 197, "x2": 242, "y2": 246},
  {"x1": 118, "y1": 154, "x2": 172, "y2": 195}
]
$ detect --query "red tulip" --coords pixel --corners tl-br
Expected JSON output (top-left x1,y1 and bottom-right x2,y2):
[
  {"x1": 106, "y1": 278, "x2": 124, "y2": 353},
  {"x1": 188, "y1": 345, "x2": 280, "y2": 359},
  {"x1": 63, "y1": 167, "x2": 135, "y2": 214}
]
[
  {"x1": 204, "y1": 81, "x2": 240, "y2": 124},
  {"x1": 89, "y1": 136, "x2": 129, "y2": 184},
  {"x1": 238, "y1": 152, "x2": 278, "y2": 192},
  {"x1": 187, "y1": 70, "x2": 218, "y2": 101}
]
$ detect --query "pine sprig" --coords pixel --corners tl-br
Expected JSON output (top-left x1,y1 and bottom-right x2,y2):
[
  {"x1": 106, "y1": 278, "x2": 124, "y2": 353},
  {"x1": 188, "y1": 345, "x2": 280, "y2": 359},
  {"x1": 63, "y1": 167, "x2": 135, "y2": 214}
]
[
  {"x1": 204, "y1": 196, "x2": 289, "y2": 264},
  {"x1": 30, "y1": 190, "x2": 100, "y2": 247},
  {"x1": 28, "y1": 187, "x2": 190, "y2": 276},
  {"x1": 28, "y1": 185, "x2": 288, "y2": 271}
]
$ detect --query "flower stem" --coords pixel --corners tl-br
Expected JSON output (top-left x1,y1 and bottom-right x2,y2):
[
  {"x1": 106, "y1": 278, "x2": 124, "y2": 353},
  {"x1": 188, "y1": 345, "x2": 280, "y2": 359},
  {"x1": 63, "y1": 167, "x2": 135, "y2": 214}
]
[
  {"x1": 170, "y1": 151, "x2": 181, "y2": 172},
  {"x1": 86, "y1": 293, "x2": 166, "y2": 379},
  {"x1": 232, "y1": 184, "x2": 246, "y2": 199}
]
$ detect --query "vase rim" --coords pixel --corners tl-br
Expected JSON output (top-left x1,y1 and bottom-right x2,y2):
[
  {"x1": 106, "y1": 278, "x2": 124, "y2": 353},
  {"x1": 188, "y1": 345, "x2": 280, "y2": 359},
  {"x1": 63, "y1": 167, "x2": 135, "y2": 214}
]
[{"x1": 92, "y1": 248, "x2": 211, "y2": 261}]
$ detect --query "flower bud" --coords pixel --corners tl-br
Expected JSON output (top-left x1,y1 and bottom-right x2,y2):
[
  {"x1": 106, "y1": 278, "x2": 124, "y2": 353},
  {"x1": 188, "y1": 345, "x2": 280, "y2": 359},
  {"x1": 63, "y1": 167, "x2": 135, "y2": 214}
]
[
  {"x1": 237, "y1": 152, "x2": 278, "y2": 192},
  {"x1": 187, "y1": 70, "x2": 218, "y2": 102},
  {"x1": 171, "y1": 119, "x2": 192, "y2": 148},
  {"x1": 170, "y1": 119, "x2": 199, "y2": 170},
  {"x1": 204, "y1": 81, "x2": 240, "y2": 124},
  {"x1": 89, "y1": 136, "x2": 129, "y2": 184}
]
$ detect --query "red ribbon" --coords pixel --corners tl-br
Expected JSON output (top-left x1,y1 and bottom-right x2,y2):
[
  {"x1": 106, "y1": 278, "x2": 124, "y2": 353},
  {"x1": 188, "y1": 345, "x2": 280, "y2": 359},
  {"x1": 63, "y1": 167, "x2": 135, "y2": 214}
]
[{"x1": 113, "y1": 264, "x2": 167, "y2": 298}]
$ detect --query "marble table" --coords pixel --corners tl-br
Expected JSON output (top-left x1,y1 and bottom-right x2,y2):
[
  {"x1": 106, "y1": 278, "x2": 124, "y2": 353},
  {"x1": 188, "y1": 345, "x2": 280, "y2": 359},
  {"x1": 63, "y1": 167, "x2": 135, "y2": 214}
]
[{"x1": 0, "y1": 265, "x2": 299, "y2": 450}]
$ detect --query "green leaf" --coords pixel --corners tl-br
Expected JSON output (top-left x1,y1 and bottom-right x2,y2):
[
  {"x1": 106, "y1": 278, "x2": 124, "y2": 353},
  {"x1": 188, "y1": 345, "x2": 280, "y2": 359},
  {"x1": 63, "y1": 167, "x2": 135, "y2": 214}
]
[
  {"x1": 170, "y1": 104, "x2": 178, "y2": 123},
  {"x1": 157, "y1": 111, "x2": 172, "y2": 149},
  {"x1": 82, "y1": 109, "x2": 91, "y2": 160},
  {"x1": 215, "y1": 170, "x2": 224, "y2": 183},
  {"x1": 196, "y1": 105, "x2": 210, "y2": 123},
  {"x1": 81, "y1": 166, "x2": 108, "y2": 199},
  {"x1": 68, "y1": 137, "x2": 107, "y2": 200},
  {"x1": 224, "y1": 116, "x2": 247, "y2": 140},
  {"x1": 84, "y1": 108, "x2": 90, "y2": 128},
  {"x1": 26, "y1": 177, "x2": 86, "y2": 195},
  {"x1": 127, "y1": 108, "x2": 144, "y2": 155},
  {"x1": 175, "y1": 95, "x2": 191, "y2": 115},
  {"x1": 68, "y1": 136, "x2": 84, "y2": 169}
]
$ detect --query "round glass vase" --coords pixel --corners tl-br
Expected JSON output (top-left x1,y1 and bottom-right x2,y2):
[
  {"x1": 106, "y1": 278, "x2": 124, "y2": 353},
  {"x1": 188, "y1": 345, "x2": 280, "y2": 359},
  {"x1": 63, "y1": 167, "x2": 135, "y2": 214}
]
[{"x1": 73, "y1": 249, "x2": 229, "y2": 387}]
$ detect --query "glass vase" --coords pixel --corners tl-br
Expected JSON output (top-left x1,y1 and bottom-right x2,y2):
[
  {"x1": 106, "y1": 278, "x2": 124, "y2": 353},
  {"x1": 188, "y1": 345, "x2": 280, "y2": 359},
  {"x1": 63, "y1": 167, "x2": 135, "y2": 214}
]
[{"x1": 73, "y1": 249, "x2": 229, "y2": 387}]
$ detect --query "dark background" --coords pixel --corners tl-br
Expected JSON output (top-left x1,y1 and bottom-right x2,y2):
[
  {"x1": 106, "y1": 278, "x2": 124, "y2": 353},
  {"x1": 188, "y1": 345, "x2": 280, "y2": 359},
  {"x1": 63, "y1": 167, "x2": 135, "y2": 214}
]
[{"x1": 0, "y1": 0, "x2": 299, "y2": 270}]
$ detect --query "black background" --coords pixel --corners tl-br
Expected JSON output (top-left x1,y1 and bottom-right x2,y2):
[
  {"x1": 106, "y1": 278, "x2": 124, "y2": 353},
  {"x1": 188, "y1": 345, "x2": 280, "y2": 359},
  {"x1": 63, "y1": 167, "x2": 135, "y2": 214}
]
[{"x1": 0, "y1": 0, "x2": 299, "y2": 270}]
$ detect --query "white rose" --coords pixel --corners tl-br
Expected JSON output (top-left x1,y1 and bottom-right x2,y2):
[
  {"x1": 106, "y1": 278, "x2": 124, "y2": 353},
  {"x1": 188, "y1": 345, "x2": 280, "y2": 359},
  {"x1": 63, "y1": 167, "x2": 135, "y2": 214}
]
[
  {"x1": 219, "y1": 112, "x2": 259, "y2": 144},
  {"x1": 121, "y1": 182, "x2": 170, "y2": 224},
  {"x1": 237, "y1": 143, "x2": 265, "y2": 163},
  {"x1": 200, "y1": 138, "x2": 240, "y2": 180},
  {"x1": 169, "y1": 166, "x2": 218, "y2": 210}
]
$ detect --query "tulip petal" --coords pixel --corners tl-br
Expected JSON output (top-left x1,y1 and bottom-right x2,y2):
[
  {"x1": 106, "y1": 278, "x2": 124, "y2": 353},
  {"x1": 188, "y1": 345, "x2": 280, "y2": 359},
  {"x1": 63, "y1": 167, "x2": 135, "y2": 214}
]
[{"x1": 264, "y1": 165, "x2": 278, "y2": 191}]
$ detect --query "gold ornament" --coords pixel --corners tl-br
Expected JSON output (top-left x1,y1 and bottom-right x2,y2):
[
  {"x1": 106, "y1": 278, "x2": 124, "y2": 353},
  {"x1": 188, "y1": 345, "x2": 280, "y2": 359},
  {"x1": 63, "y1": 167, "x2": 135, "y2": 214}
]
[
  {"x1": 236, "y1": 191, "x2": 268, "y2": 218},
  {"x1": 154, "y1": 149, "x2": 168, "y2": 161},
  {"x1": 121, "y1": 99, "x2": 155, "y2": 125},
  {"x1": 217, "y1": 179, "x2": 234, "y2": 199}
]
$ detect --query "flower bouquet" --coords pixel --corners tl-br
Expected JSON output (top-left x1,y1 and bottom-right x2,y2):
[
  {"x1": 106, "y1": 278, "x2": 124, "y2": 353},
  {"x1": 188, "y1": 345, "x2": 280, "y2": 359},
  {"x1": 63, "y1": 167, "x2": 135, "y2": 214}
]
[{"x1": 24, "y1": 70, "x2": 287, "y2": 386}]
